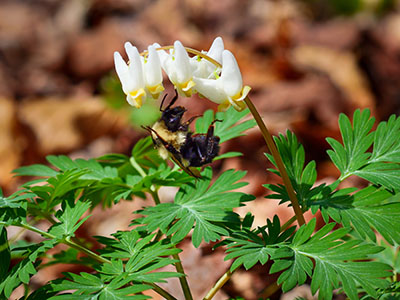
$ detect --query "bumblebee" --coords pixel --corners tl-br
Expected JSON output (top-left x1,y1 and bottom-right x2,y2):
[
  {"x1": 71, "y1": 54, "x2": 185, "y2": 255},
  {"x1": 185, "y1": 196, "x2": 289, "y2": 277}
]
[{"x1": 143, "y1": 92, "x2": 221, "y2": 178}]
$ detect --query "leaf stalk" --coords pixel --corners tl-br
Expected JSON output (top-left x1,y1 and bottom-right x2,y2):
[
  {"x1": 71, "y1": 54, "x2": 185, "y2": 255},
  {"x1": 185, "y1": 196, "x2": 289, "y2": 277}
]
[
  {"x1": 2, "y1": 221, "x2": 110, "y2": 264},
  {"x1": 172, "y1": 252, "x2": 193, "y2": 300},
  {"x1": 147, "y1": 283, "x2": 178, "y2": 300}
]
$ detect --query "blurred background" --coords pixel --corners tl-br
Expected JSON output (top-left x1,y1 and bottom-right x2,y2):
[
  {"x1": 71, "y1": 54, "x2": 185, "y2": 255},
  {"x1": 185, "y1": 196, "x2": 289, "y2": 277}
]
[{"x1": 2, "y1": 0, "x2": 400, "y2": 299}]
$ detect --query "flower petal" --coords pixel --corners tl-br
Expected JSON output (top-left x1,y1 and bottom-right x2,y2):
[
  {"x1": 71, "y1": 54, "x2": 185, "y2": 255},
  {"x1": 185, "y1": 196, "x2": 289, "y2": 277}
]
[
  {"x1": 152, "y1": 43, "x2": 169, "y2": 70},
  {"x1": 127, "y1": 88, "x2": 146, "y2": 108},
  {"x1": 114, "y1": 51, "x2": 133, "y2": 94},
  {"x1": 207, "y1": 36, "x2": 224, "y2": 63},
  {"x1": 124, "y1": 42, "x2": 145, "y2": 89},
  {"x1": 221, "y1": 50, "x2": 242, "y2": 97},
  {"x1": 193, "y1": 77, "x2": 226, "y2": 104},
  {"x1": 173, "y1": 40, "x2": 192, "y2": 83},
  {"x1": 145, "y1": 44, "x2": 163, "y2": 88}
]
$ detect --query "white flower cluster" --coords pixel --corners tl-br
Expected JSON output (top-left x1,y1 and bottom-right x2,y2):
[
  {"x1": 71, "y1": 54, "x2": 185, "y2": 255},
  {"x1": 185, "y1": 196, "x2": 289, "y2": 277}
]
[{"x1": 113, "y1": 37, "x2": 251, "y2": 111}]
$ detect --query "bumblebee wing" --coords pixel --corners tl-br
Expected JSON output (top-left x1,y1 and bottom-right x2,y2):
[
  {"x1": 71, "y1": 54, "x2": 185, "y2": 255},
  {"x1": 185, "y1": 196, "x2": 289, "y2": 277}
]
[{"x1": 170, "y1": 155, "x2": 202, "y2": 179}]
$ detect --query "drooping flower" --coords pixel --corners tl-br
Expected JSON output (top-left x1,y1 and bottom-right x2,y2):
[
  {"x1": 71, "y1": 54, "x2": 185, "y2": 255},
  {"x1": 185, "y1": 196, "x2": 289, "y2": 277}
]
[
  {"x1": 114, "y1": 42, "x2": 146, "y2": 108},
  {"x1": 114, "y1": 38, "x2": 251, "y2": 111},
  {"x1": 193, "y1": 50, "x2": 251, "y2": 111},
  {"x1": 143, "y1": 44, "x2": 164, "y2": 100},
  {"x1": 191, "y1": 37, "x2": 224, "y2": 79},
  {"x1": 162, "y1": 41, "x2": 196, "y2": 97}
]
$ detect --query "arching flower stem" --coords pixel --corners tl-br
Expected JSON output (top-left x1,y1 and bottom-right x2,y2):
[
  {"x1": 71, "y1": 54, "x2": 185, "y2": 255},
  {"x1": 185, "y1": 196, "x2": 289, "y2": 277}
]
[
  {"x1": 141, "y1": 46, "x2": 222, "y2": 69},
  {"x1": 243, "y1": 96, "x2": 305, "y2": 226}
]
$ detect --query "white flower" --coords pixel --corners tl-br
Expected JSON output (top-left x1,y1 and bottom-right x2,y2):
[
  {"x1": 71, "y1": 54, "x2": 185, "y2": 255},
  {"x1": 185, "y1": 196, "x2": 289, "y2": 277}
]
[
  {"x1": 143, "y1": 44, "x2": 164, "y2": 99},
  {"x1": 193, "y1": 50, "x2": 251, "y2": 111},
  {"x1": 114, "y1": 42, "x2": 146, "y2": 108},
  {"x1": 191, "y1": 36, "x2": 224, "y2": 79},
  {"x1": 162, "y1": 41, "x2": 196, "y2": 97}
]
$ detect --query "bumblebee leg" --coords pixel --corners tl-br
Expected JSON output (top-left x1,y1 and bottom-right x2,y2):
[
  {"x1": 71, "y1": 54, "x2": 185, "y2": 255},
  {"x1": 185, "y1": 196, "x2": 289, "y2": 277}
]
[
  {"x1": 204, "y1": 119, "x2": 221, "y2": 163},
  {"x1": 179, "y1": 115, "x2": 201, "y2": 131},
  {"x1": 141, "y1": 126, "x2": 158, "y2": 146},
  {"x1": 164, "y1": 89, "x2": 179, "y2": 111},
  {"x1": 159, "y1": 93, "x2": 169, "y2": 111},
  {"x1": 206, "y1": 119, "x2": 222, "y2": 138}
]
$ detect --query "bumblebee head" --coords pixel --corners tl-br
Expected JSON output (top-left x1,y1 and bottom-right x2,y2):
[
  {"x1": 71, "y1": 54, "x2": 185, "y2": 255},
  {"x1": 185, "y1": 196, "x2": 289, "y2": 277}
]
[{"x1": 161, "y1": 106, "x2": 186, "y2": 132}]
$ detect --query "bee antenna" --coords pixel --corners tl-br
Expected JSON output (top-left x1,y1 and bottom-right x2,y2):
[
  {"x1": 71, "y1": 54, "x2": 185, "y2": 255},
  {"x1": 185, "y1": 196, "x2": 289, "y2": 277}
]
[{"x1": 159, "y1": 93, "x2": 169, "y2": 112}]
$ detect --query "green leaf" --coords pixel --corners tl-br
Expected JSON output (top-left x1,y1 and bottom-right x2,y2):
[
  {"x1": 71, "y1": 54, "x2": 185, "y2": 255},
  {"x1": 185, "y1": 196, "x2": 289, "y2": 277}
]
[
  {"x1": 0, "y1": 190, "x2": 29, "y2": 224},
  {"x1": 13, "y1": 164, "x2": 58, "y2": 177},
  {"x1": 275, "y1": 220, "x2": 391, "y2": 300},
  {"x1": 327, "y1": 109, "x2": 375, "y2": 179},
  {"x1": 42, "y1": 248, "x2": 95, "y2": 268},
  {"x1": 94, "y1": 230, "x2": 182, "y2": 286},
  {"x1": 24, "y1": 283, "x2": 59, "y2": 300},
  {"x1": 353, "y1": 163, "x2": 400, "y2": 190},
  {"x1": 140, "y1": 168, "x2": 253, "y2": 247},
  {"x1": 49, "y1": 273, "x2": 151, "y2": 299},
  {"x1": 0, "y1": 240, "x2": 56, "y2": 299},
  {"x1": 131, "y1": 136, "x2": 164, "y2": 170},
  {"x1": 370, "y1": 114, "x2": 400, "y2": 163},
  {"x1": 224, "y1": 215, "x2": 296, "y2": 271},
  {"x1": 264, "y1": 131, "x2": 318, "y2": 207},
  {"x1": 214, "y1": 151, "x2": 243, "y2": 160},
  {"x1": 310, "y1": 186, "x2": 400, "y2": 245},
  {"x1": 49, "y1": 199, "x2": 91, "y2": 238},
  {"x1": 195, "y1": 106, "x2": 256, "y2": 143},
  {"x1": 0, "y1": 226, "x2": 10, "y2": 282},
  {"x1": 369, "y1": 240, "x2": 400, "y2": 275},
  {"x1": 326, "y1": 109, "x2": 400, "y2": 190}
]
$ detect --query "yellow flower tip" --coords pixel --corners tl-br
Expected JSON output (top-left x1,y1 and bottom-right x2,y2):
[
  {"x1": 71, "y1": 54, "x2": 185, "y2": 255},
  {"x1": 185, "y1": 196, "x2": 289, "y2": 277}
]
[
  {"x1": 176, "y1": 79, "x2": 196, "y2": 97},
  {"x1": 182, "y1": 79, "x2": 196, "y2": 92},
  {"x1": 147, "y1": 84, "x2": 165, "y2": 99},
  {"x1": 128, "y1": 88, "x2": 146, "y2": 108},
  {"x1": 230, "y1": 99, "x2": 247, "y2": 111},
  {"x1": 217, "y1": 101, "x2": 231, "y2": 112},
  {"x1": 229, "y1": 85, "x2": 251, "y2": 111},
  {"x1": 241, "y1": 85, "x2": 252, "y2": 99}
]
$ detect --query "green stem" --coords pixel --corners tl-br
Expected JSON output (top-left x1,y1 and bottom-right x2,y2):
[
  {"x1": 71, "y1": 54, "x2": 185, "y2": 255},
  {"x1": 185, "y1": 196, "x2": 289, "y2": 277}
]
[
  {"x1": 2, "y1": 221, "x2": 110, "y2": 264},
  {"x1": 260, "y1": 281, "x2": 280, "y2": 299},
  {"x1": 203, "y1": 269, "x2": 234, "y2": 300},
  {"x1": 147, "y1": 282, "x2": 178, "y2": 300},
  {"x1": 150, "y1": 190, "x2": 161, "y2": 205},
  {"x1": 280, "y1": 215, "x2": 297, "y2": 232},
  {"x1": 64, "y1": 237, "x2": 110, "y2": 264},
  {"x1": 148, "y1": 188, "x2": 191, "y2": 299},
  {"x1": 130, "y1": 156, "x2": 159, "y2": 196},
  {"x1": 172, "y1": 252, "x2": 193, "y2": 300},
  {"x1": 244, "y1": 97, "x2": 305, "y2": 226},
  {"x1": 130, "y1": 157, "x2": 147, "y2": 178}
]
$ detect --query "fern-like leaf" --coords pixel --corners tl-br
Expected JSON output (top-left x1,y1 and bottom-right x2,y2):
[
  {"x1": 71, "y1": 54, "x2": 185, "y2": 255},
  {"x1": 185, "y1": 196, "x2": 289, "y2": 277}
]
[{"x1": 139, "y1": 168, "x2": 253, "y2": 247}]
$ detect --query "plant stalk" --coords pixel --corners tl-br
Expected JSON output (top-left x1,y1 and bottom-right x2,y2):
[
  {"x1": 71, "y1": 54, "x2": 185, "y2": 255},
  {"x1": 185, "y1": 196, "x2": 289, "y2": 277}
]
[
  {"x1": 148, "y1": 188, "x2": 192, "y2": 300},
  {"x1": 64, "y1": 236, "x2": 110, "y2": 264},
  {"x1": 2, "y1": 221, "x2": 110, "y2": 264},
  {"x1": 173, "y1": 253, "x2": 193, "y2": 300},
  {"x1": 203, "y1": 269, "x2": 234, "y2": 300},
  {"x1": 243, "y1": 97, "x2": 305, "y2": 226},
  {"x1": 260, "y1": 281, "x2": 281, "y2": 299},
  {"x1": 147, "y1": 283, "x2": 178, "y2": 300},
  {"x1": 280, "y1": 215, "x2": 297, "y2": 232}
]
